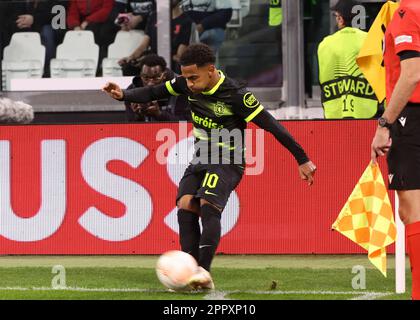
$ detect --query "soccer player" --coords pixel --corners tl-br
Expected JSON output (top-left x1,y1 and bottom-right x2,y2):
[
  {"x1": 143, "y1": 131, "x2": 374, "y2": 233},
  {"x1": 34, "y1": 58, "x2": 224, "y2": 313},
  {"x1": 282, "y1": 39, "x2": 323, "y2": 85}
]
[
  {"x1": 371, "y1": 0, "x2": 420, "y2": 300},
  {"x1": 103, "y1": 43, "x2": 316, "y2": 290}
]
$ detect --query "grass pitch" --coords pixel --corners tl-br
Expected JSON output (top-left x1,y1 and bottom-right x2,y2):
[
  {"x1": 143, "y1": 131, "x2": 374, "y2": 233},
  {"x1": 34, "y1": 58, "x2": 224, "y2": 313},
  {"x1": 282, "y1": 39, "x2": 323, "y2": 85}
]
[{"x1": 0, "y1": 255, "x2": 411, "y2": 300}]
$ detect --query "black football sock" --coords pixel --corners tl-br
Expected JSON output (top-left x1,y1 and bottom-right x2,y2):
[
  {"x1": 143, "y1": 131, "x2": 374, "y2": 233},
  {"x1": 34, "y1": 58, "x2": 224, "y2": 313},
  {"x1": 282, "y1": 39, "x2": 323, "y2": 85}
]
[
  {"x1": 177, "y1": 209, "x2": 201, "y2": 262},
  {"x1": 198, "y1": 204, "x2": 222, "y2": 272}
]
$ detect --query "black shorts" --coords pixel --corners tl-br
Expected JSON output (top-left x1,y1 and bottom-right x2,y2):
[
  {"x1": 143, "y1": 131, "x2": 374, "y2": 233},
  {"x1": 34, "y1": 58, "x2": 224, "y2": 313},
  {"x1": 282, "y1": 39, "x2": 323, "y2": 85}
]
[
  {"x1": 387, "y1": 104, "x2": 420, "y2": 190},
  {"x1": 176, "y1": 163, "x2": 244, "y2": 210}
]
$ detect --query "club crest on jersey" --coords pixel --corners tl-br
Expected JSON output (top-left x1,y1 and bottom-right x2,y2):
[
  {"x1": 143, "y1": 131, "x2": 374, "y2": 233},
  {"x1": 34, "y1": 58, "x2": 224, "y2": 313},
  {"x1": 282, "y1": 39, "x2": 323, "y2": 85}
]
[
  {"x1": 243, "y1": 92, "x2": 260, "y2": 109},
  {"x1": 214, "y1": 101, "x2": 227, "y2": 117}
]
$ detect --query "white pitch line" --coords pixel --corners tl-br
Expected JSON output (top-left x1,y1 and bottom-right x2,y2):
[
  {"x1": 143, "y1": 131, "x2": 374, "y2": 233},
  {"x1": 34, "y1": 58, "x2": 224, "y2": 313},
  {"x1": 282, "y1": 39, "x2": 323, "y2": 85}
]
[
  {"x1": 350, "y1": 292, "x2": 394, "y2": 300},
  {"x1": 203, "y1": 290, "x2": 230, "y2": 300},
  {"x1": 0, "y1": 286, "x2": 170, "y2": 293},
  {"x1": 0, "y1": 286, "x2": 394, "y2": 300},
  {"x1": 225, "y1": 290, "x2": 393, "y2": 295}
]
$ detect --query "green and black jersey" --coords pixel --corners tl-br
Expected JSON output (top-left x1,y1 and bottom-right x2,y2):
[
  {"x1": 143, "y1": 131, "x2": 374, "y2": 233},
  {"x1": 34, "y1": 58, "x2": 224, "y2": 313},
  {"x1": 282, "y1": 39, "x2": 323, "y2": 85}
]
[
  {"x1": 122, "y1": 71, "x2": 309, "y2": 166},
  {"x1": 167, "y1": 71, "x2": 264, "y2": 129}
]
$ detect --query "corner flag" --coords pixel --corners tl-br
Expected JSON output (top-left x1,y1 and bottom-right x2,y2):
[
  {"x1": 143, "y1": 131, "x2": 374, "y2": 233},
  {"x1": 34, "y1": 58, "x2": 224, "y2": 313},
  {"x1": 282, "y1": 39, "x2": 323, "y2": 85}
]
[{"x1": 332, "y1": 163, "x2": 397, "y2": 276}]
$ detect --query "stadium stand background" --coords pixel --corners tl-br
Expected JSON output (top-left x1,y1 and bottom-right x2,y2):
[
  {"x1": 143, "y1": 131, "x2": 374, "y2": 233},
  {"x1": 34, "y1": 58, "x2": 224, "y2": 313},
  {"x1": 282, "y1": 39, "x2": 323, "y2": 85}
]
[{"x1": 1, "y1": 0, "x2": 388, "y2": 123}]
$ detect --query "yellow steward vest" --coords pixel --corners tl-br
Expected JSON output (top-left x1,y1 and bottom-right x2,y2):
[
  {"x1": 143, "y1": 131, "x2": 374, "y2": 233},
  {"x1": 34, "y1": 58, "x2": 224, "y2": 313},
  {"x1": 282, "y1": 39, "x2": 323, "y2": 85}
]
[
  {"x1": 318, "y1": 27, "x2": 379, "y2": 119},
  {"x1": 269, "y1": 0, "x2": 283, "y2": 26}
]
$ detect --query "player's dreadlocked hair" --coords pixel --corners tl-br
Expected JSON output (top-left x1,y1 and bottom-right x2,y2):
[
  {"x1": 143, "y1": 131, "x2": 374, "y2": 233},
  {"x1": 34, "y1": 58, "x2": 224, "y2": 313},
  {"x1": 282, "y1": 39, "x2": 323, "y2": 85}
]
[{"x1": 180, "y1": 43, "x2": 216, "y2": 67}]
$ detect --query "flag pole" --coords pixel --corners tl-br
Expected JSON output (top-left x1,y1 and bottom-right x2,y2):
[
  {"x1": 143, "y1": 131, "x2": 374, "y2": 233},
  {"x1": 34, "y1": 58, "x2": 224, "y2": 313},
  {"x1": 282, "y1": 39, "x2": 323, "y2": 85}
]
[{"x1": 395, "y1": 191, "x2": 406, "y2": 293}]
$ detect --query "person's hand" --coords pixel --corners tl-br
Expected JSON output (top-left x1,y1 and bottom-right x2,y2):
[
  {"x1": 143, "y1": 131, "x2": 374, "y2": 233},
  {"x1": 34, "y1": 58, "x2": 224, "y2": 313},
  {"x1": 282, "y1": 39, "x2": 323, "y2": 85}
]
[
  {"x1": 102, "y1": 82, "x2": 124, "y2": 100},
  {"x1": 371, "y1": 127, "x2": 392, "y2": 164},
  {"x1": 16, "y1": 15, "x2": 34, "y2": 29},
  {"x1": 196, "y1": 24, "x2": 204, "y2": 34},
  {"x1": 127, "y1": 14, "x2": 142, "y2": 30},
  {"x1": 142, "y1": 101, "x2": 161, "y2": 117},
  {"x1": 118, "y1": 57, "x2": 129, "y2": 66},
  {"x1": 130, "y1": 103, "x2": 143, "y2": 114},
  {"x1": 299, "y1": 161, "x2": 317, "y2": 186},
  {"x1": 118, "y1": 55, "x2": 132, "y2": 66},
  {"x1": 80, "y1": 20, "x2": 89, "y2": 30}
]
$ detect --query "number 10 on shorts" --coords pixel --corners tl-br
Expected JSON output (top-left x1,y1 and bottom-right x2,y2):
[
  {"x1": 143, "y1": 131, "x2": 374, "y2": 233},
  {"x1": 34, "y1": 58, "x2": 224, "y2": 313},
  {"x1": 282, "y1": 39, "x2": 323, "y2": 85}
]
[{"x1": 202, "y1": 173, "x2": 219, "y2": 189}]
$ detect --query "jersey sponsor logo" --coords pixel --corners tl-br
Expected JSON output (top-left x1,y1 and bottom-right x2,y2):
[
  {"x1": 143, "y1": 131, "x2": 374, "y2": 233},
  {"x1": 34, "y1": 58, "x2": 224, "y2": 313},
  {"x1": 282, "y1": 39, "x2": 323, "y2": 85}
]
[
  {"x1": 191, "y1": 111, "x2": 224, "y2": 129},
  {"x1": 243, "y1": 92, "x2": 260, "y2": 109},
  {"x1": 395, "y1": 35, "x2": 413, "y2": 45}
]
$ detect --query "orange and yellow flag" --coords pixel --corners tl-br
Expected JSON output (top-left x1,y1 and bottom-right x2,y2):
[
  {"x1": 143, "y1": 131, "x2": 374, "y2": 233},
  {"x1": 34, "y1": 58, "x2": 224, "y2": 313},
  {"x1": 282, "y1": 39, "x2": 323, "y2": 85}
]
[
  {"x1": 356, "y1": 1, "x2": 399, "y2": 103},
  {"x1": 332, "y1": 163, "x2": 397, "y2": 277}
]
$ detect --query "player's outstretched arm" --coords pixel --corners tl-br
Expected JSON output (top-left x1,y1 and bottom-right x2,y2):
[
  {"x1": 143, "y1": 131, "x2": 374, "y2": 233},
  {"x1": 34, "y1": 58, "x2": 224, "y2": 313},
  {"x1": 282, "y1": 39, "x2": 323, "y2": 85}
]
[
  {"x1": 102, "y1": 81, "x2": 174, "y2": 104},
  {"x1": 252, "y1": 109, "x2": 316, "y2": 186}
]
